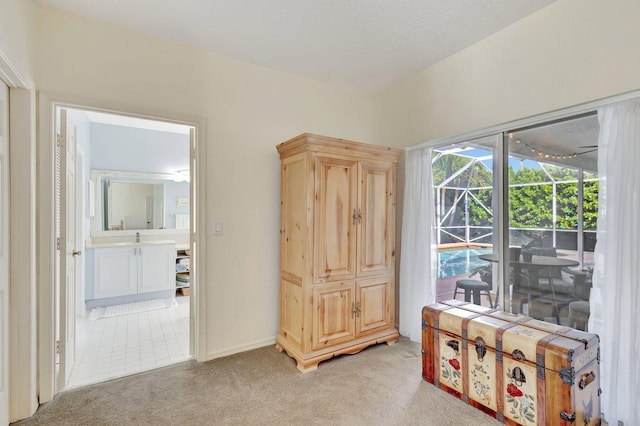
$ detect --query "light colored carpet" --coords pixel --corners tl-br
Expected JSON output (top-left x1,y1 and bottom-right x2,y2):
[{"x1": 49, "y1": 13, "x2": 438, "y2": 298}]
[
  {"x1": 88, "y1": 298, "x2": 176, "y2": 320},
  {"x1": 14, "y1": 337, "x2": 501, "y2": 425}
]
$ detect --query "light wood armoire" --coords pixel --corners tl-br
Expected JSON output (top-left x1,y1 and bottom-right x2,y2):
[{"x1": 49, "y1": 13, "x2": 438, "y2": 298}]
[{"x1": 275, "y1": 133, "x2": 402, "y2": 372}]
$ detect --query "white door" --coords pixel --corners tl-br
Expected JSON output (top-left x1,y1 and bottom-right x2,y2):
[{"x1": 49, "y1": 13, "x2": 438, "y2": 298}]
[
  {"x1": 58, "y1": 108, "x2": 80, "y2": 389},
  {"x1": 0, "y1": 78, "x2": 10, "y2": 426}
]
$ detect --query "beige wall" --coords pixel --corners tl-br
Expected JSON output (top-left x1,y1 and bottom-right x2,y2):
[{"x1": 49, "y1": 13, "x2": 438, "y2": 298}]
[
  {"x1": 372, "y1": 0, "x2": 640, "y2": 148},
  {"x1": 36, "y1": 7, "x2": 375, "y2": 359},
  {"x1": 0, "y1": 0, "x2": 36, "y2": 85}
]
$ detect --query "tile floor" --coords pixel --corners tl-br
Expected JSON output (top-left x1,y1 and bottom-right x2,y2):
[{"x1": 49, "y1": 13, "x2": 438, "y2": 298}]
[{"x1": 67, "y1": 295, "x2": 191, "y2": 389}]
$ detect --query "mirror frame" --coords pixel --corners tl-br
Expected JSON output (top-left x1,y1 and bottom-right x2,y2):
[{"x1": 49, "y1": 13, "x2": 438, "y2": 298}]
[{"x1": 89, "y1": 169, "x2": 189, "y2": 237}]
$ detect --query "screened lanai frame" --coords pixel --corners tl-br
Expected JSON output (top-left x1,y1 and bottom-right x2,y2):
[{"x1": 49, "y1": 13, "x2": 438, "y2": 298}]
[{"x1": 433, "y1": 145, "x2": 598, "y2": 269}]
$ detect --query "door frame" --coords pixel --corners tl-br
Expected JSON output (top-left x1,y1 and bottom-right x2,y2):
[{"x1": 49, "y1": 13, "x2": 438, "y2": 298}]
[
  {"x1": 0, "y1": 50, "x2": 39, "y2": 422},
  {"x1": 37, "y1": 95, "x2": 208, "y2": 402},
  {"x1": 0, "y1": 71, "x2": 10, "y2": 426}
]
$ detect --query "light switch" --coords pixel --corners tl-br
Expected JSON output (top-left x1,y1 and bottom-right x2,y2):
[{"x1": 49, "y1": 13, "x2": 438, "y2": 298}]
[{"x1": 211, "y1": 220, "x2": 223, "y2": 236}]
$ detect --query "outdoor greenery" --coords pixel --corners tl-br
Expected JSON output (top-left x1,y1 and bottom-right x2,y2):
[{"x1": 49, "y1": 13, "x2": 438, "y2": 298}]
[
  {"x1": 509, "y1": 165, "x2": 598, "y2": 230},
  {"x1": 432, "y1": 152, "x2": 599, "y2": 245}
]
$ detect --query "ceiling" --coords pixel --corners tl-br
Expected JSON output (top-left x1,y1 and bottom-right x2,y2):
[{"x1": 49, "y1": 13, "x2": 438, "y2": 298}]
[{"x1": 36, "y1": 0, "x2": 557, "y2": 94}]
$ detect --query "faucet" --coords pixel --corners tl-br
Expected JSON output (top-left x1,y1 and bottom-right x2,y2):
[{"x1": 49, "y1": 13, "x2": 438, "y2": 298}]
[{"x1": 136, "y1": 232, "x2": 140, "y2": 243}]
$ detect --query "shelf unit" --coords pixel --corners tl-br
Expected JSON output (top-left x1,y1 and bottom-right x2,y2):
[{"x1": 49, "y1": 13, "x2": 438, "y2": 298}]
[{"x1": 176, "y1": 249, "x2": 190, "y2": 295}]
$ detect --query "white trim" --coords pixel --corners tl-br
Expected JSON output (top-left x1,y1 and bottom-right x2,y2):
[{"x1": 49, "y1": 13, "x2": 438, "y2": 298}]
[
  {"x1": 36, "y1": 92, "x2": 56, "y2": 404},
  {"x1": 0, "y1": 49, "x2": 33, "y2": 89},
  {"x1": 192, "y1": 121, "x2": 208, "y2": 363},
  {"x1": 407, "y1": 89, "x2": 640, "y2": 151},
  {"x1": 39, "y1": 95, "x2": 198, "y2": 128},
  {"x1": 9, "y1": 88, "x2": 38, "y2": 421},
  {"x1": 206, "y1": 337, "x2": 275, "y2": 361},
  {"x1": 37, "y1": 93, "x2": 209, "y2": 400}
]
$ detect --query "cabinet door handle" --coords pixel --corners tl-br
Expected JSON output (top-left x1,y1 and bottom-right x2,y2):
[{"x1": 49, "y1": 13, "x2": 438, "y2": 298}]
[
  {"x1": 355, "y1": 301, "x2": 361, "y2": 318},
  {"x1": 351, "y1": 302, "x2": 356, "y2": 319}
]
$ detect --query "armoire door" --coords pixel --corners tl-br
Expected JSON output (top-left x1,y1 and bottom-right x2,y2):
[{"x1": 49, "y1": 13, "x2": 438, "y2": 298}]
[
  {"x1": 313, "y1": 155, "x2": 358, "y2": 283},
  {"x1": 311, "y1": 281, "x2": 355, "y2": 351},
  {"x1": 357, "y1": 161, "x2": 395, "y2": 277},
  {"x1": 356, "y1": 276, "x2": 393, "y2": 337}
]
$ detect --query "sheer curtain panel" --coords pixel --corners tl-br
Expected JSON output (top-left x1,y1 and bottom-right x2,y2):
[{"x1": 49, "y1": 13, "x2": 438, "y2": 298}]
[
  {"x1": 590, "y1": 99, "x2": 640, "y2": 425},
  {"x1": 399, "y1": 147, "x2": 437, "y2": 342}
]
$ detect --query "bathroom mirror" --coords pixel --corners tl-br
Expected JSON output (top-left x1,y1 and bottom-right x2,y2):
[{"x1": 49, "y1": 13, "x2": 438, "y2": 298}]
[{"x1": 90, "y1": 170, "x2": 189, "y2": 236}]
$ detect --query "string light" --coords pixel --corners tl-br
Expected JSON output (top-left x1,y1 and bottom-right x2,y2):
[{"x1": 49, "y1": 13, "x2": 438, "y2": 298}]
[{"x1": 514, "y1": 138, "x2": 587, "y2": 160}]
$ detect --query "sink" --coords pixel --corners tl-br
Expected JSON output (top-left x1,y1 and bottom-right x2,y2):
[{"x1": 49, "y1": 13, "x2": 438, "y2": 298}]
[{"x1": 87, "y1": 240, "x2": 176, "y2": 248}]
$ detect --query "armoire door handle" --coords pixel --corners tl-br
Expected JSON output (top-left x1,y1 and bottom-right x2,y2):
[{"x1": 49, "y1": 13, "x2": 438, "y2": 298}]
[{"x1": 352, "y1": 208, "x2": 362, "y2": 225}]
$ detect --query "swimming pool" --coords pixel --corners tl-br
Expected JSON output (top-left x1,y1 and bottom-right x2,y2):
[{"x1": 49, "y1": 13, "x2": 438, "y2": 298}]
[{"x1": 438, "y1": 247, "x2": 492, "y2": 279}]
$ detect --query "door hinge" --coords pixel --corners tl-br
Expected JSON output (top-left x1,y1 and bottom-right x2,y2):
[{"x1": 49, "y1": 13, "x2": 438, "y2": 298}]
[
  {"x1": 57, "y1": 237, "x2": 61, "y2": 251},
  {"x1": 56, "y1": 340, "x2": 60, "y2": 354}
]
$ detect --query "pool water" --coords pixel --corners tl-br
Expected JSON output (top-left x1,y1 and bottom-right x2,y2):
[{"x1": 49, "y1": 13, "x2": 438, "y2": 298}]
[{"x1": 438, "y1": 247, "x2": 492, "y2": 279}]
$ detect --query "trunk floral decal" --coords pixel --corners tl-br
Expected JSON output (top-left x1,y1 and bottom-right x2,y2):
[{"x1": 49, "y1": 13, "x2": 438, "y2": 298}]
[{"x1": 505, "y1": 368, "x2": 535, "y2": 424}]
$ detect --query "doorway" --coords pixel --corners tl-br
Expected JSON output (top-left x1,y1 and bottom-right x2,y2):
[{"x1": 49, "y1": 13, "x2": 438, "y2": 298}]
[{"x1": 55, "y1": 106, "x2": 196, "y2": 390}]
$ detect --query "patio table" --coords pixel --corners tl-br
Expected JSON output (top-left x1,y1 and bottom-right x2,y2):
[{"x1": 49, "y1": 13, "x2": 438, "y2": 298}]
[{"x1": 478, "y1": 253, "x2": 579, "y2": 323}]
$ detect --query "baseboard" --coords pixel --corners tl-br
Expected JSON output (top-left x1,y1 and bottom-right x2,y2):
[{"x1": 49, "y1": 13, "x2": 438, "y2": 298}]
[{"x1": 205, "y1": 337, "x2": 276, "y2": 361}]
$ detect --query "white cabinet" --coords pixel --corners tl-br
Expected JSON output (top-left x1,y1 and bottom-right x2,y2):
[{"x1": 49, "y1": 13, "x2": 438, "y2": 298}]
[
  {"x1": 93, "y1": 247, "x2": 138, "y2": 299},
  {"x1": 93, "y1": 243, "x2": 175, "y2": 299},
  {"x1": 138, "y1": 245, "x2": 176, "y2": 293}
]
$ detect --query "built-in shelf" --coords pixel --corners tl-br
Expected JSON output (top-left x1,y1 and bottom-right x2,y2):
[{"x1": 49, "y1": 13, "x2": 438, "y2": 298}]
[{"x1": 176, "y1": 249, "x2": 190, "y2": 294}]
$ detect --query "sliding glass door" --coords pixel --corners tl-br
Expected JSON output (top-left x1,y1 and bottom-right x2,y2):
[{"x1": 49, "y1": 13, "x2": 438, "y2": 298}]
[
  {"x1": 430, "y1": 114, "x2": 599, "y2": 330},
  {"x1": 506, "y1": 114, "x2": 599, "y2": 328},
  {"x1": 433, "y1": 135, "x2": 501, "y2": 308}
]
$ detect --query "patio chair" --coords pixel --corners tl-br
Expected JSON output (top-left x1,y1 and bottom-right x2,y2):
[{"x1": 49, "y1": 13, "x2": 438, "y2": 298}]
[
  {"x1": 529, "y1": 266, "x2": 588, "y2": 325},
  {"x1": 568, "y1": 300, "x2": 590, "y2": 330}
]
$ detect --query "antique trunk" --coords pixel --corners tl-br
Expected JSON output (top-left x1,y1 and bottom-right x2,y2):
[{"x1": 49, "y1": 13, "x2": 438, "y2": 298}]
[
  {"x1": 422, "y1": 301, "x2": 600, "y2": 425},
  {"x1": 421, "y1": 301, "x2": 495, "y2": 398}
]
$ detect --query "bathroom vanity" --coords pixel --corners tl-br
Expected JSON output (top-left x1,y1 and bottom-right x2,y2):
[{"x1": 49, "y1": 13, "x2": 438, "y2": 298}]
[
  {"x1": 83, "y1": 169, "x2": 190, "y2": 309},
  {"x1": 92, "y1": 241, "x2": 176, "y2": 299}
]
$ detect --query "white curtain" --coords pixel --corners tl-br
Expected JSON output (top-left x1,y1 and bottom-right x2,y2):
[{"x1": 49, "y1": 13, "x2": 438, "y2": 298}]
[
  {"x1": 589, "y1": 99, "x2": 640, "y2": 425},
  {"x1": 399, "y1": 146, "x2": 437, "y2": 342}
]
